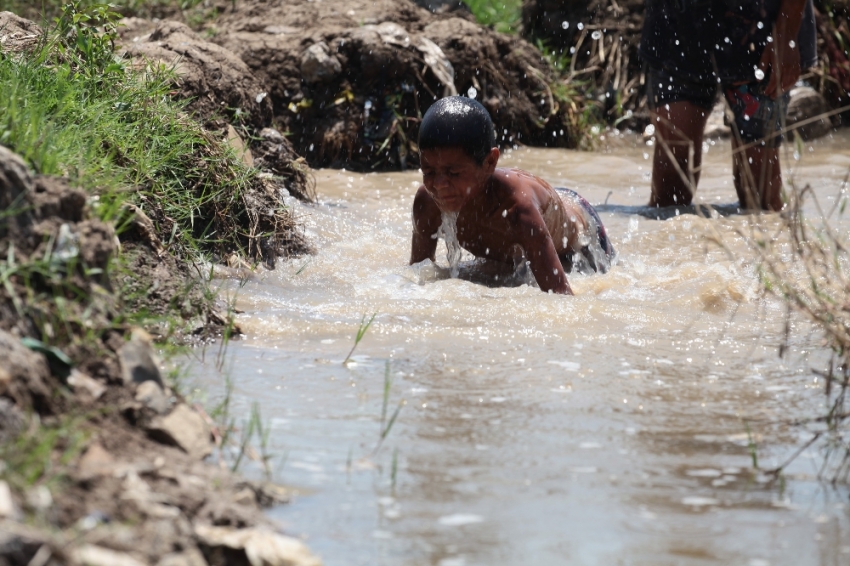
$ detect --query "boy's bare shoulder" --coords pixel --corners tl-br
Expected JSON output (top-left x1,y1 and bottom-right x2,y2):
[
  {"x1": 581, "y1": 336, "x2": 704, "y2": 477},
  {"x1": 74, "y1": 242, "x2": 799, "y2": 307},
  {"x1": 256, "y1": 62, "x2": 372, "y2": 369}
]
[{"x1": 489, "y1": 168, "x2": 554, "y2": 211}]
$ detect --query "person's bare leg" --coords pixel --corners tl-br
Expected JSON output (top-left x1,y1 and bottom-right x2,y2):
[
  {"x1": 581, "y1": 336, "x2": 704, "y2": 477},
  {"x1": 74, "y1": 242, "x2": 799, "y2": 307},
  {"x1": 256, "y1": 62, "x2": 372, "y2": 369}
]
[
  {"x1": 731, "y1": 137, "x2": 783, "y2": 211},
  {"x1": 649, "y1": 101, "x2": 711, "y2": 207}
]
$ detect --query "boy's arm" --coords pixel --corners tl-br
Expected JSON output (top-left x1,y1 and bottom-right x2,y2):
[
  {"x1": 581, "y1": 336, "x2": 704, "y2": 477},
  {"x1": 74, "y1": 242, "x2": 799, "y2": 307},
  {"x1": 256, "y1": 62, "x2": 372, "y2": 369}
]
[
  {"x1": 512, "y1": 204, "x2": 573, "y2": 295},
  {"x1": 410, "y1": 186, "x2": 440, "y2": 264},
  {"x1": 759, "y1": 0, "x2": 807, "y2": 98}
]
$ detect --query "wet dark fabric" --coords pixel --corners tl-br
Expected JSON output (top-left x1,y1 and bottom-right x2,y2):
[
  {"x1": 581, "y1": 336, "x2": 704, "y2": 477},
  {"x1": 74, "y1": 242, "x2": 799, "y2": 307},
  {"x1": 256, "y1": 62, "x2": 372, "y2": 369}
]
[
  {"x1": 555, "y1": 188, "x2": 615, "y2": 274},
  {"x1": 641, "y1": 0, "x2": 817, "y2": 85},
  {"x1": 647, "y1": 66, "x2": 790, "y2": 145}
]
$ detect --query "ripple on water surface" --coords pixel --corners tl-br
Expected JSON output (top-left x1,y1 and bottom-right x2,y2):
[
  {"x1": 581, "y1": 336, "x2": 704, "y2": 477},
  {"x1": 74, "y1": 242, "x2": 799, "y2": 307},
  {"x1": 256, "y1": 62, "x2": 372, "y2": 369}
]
[{"x1": 191, "y1": 133, "x2": 850, "y2": 566}]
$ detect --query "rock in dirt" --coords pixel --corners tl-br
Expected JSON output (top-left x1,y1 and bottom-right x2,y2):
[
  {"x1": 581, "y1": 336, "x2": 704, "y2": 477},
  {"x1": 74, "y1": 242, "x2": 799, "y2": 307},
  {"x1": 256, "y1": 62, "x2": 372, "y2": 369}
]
[
  {"x1": 0, "y1": 144, "x2": 35, "y2": 245},
  {"x1": 0, "y1": 481, "x2": 20, "y2": 520},
  {"x1": 251, "y1": 128, "x2": 314, "y2": 202},
  {"x1": 71, "y1": 544, "x2": 147, "y2": 566},
  {"x1": 0, "y1": 398, "x2": 25, "y2": 445},
  {"x1": 0, "y1": 11, "x2": 43, "y2": 55},
  {"x1": 147, "y1": 404, "x2": 212, "y2": 460},
  {"x1": 300, "y1": 42, "x2": 342, "y2": 84},
  {"x1": 0, "y1": 330, "x2": 56, "y2": 415},
  {"x1": 786, "y1": 86, "x2": 833, "y2": 141},
  {"x1": 195, "y1": 524, "x2": 322, "y2": 566},
  {"x1": 118, "y1": 329, "x2": 163, "y2": 387},
  {"x1": 67, "y1": 369, "x2": 107, "y2": 402},
  {"x1": 119, "y1": 20, "x2": 273, "y2": 128},
  {"x1": 77, "y1": 443, "x2": 118, "y2": 480},
  {"x1": 135, "y1": 380, "x2": 172, "y2": 414}
]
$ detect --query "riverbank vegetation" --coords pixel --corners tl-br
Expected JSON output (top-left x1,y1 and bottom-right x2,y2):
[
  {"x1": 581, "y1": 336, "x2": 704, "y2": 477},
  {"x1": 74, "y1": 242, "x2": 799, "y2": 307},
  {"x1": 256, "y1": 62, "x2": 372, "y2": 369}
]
[{"x1": 0, "y1": 4, "x2": 320, "y2": 563}]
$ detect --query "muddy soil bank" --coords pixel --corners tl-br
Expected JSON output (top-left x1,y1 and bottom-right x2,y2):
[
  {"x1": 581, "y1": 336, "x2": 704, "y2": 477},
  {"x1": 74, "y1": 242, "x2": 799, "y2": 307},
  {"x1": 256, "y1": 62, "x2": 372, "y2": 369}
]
[
  {"x1": 0, "y1": 9, "x2": 320, "y2": 565},
  {"x1": 0, "y1": 144, "x2": 321, "y2": 566},
  {"x1": 197, "y1": 0, "x2": 579, "y2": 170}
]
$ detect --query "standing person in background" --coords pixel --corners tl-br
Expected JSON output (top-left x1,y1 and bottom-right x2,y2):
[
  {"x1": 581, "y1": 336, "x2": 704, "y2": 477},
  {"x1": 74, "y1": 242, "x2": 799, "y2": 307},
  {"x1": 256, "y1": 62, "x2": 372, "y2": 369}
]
[{"x1": 640, "y1": 0, "x2": 817, "y2": 211}]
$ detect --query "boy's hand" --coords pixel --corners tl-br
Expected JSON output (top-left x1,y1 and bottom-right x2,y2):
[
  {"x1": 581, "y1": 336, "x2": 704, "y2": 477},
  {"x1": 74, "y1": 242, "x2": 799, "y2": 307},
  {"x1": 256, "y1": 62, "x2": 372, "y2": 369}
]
[{"x1": 758, "y1": 0, "x2": 806, "y2": 99}]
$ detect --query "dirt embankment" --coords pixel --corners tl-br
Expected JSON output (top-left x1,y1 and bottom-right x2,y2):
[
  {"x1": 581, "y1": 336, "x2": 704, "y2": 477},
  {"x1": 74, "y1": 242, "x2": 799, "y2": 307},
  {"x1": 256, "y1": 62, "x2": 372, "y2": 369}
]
[
  {"x1": 0, "y1": 144, "x2": 320, "y2": 566},
  {"x1": 189, "y1": 0, "x2": 577, "y2": 170},
  {"x1": 0, "y1": 10, "x2": 320, "y2": 566}
]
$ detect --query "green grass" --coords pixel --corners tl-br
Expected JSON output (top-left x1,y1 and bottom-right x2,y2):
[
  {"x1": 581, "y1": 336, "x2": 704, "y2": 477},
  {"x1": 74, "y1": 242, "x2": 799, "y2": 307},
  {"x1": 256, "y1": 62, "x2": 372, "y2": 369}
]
[
  {"x1": 0, "y1": 0, "x2": 211, "y2": 25},
  {"x1": 462, "y1": 0, "x2": 522, "y2": 34},
  {"x1": 0, "y1": 2, "x2": 278, "y2": 257},
  {"x1": 0, "y1": 414, "x2": 90, "y2": 494}
]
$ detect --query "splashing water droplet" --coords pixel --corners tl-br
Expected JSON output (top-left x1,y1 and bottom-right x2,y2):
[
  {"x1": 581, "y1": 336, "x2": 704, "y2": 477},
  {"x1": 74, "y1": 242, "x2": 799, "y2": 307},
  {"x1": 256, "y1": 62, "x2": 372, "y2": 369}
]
[
  {"x1": 591, "y1": 31, "x2": 602, "y2": 40},
  {"x1": 467, "y1": 87, "x2": 478, "y2": 98},
  {"x1": 561, "y1": 21, "x2": 569, "y2": 29},
  {"x1": 754, "y1": 68, "x2": 765, "y2": 80},
  {"x1": 502, "y1": 210, "x2": 508, "y2": 218},
  {"x1": 440, "y1": 212, "x2": 461, "y2": 278}
]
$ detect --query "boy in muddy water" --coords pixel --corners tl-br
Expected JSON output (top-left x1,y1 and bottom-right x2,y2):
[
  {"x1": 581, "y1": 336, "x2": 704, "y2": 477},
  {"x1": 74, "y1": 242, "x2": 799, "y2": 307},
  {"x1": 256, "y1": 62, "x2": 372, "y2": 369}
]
[
  {"x1": 641, "y1": 0, "x2": 817, "y2": 211},
  {"x1": 409, "y1": 96, "x2": 615, "y2": 295}
]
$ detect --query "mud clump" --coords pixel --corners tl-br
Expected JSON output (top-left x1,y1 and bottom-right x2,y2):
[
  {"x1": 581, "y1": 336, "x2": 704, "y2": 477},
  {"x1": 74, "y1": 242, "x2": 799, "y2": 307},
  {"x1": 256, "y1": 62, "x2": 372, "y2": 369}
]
[
  {"x1": 120, "y1": 20, "x2": 273, "y2": 130},
  {"x1": 118, "y1": 17, "x2": 316, "y2": 208},
  {"x1": 208, "y1": 0, "x2": 574, "y2": 170},
  {"x1": 0, "y1": 11, "x2": 43, "y2": 55}
]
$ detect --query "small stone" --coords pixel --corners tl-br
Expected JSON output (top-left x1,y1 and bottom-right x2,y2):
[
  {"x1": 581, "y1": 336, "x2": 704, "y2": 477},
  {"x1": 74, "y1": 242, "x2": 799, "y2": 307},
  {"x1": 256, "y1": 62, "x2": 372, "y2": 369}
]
[
  {"x1": 232, "y1": 487, "x2": 256, "y2": 506},
  {"x1": 67, "y1": 369, "x2": 106, "y2": 401},
  {"x1": 25, "y1": 485, "x2": 52, "y2": 511},
  {"x1": 195, "y1": 524, "x2": 322, "y2": 566},
  {"x1": 300, "y1": 42, "x2": 341, "y2": 84},
  {"x1": 0, "y1": 480, "x2": 20, "y2": 519},
  {"x1": 78, "y1": 443, "x2": 117, "y2": 480},
  {"x1": 135, "y1": 380, "x2": 171, "y2": 414},
  {"x1": 71, "y1": 544, "x2": 147, "y2": 566},
  {"x1": 118, "y1": 329, "x2": 163, "y2": 387},
  {"x1": 147, "y1": 404, "x2": 212, "y2": 460}
]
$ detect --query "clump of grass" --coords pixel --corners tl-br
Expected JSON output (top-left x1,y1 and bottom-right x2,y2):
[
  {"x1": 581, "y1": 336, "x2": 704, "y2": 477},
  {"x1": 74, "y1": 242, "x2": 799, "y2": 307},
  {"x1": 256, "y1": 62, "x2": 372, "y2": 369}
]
[
  {"x1": 343, "y1": 312, "x2": 376, "y2": 365},
  {"x1": 3, "y1": 2, "x2": 302, "y2": 262},
  {"x1": 0, "y1": 0, "x2": 216, "y2": 28},
  {"x1": 462, "y1": 0, "x2": 522, "y2": 35},
  {"x1": 0, "y1": 414, "x2": 90, "y2": 495}
]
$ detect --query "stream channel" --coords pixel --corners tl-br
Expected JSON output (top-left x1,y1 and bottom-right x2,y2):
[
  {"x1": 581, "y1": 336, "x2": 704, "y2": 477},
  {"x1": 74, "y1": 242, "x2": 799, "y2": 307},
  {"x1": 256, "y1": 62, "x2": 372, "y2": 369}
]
[{"x1": 185, "y1": 131, "x2": 850, "y2": 565}]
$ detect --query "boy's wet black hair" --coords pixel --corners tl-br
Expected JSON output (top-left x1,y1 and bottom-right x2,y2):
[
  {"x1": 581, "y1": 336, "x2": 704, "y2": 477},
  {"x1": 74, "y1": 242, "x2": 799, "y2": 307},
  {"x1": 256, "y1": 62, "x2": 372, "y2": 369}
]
[{"x1": 418, "y1": 96, "x2": 496, "y2": 164}]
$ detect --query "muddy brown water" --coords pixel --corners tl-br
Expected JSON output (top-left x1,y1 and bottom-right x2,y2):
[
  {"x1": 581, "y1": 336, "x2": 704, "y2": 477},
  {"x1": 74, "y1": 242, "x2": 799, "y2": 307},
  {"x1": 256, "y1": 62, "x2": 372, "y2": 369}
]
[{"x1": 186, "y1": 131, "x2": 850, "y2": 565}]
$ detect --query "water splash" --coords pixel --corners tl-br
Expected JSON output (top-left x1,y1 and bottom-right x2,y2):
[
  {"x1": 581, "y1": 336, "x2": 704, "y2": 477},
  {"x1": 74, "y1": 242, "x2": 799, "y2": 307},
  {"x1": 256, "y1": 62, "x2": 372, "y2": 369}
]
[{"x1": 440, "y1": 211, "x2": 461, "y2": 278}]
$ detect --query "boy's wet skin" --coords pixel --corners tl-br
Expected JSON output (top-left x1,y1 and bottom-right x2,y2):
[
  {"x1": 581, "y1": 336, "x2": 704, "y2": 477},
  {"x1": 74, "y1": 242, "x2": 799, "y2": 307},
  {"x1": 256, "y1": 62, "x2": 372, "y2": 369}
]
[{"x1": 410, "y1": 146, "x2": 591, "y2": 295}]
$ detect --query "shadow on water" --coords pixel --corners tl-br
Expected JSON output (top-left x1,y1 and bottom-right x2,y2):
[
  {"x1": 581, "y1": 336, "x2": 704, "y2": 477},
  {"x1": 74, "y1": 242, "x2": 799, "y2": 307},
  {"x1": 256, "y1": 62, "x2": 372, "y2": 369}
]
[{"x1": 596, "y1": 202, "x2": 744, "y2": 220}]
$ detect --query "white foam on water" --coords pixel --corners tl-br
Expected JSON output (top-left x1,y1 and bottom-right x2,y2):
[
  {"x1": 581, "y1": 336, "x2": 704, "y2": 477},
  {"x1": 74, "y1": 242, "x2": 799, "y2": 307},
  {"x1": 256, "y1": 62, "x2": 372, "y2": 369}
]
[{"x1": 438, "y1": 514, "x2": 484, "y2": 527}]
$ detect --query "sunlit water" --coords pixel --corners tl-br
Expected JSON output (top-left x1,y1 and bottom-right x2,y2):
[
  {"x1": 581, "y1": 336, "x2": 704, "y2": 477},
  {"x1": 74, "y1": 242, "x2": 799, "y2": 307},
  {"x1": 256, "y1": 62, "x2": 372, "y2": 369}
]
[{"x1": 184, "y1": 131, "x2": 850, "y2": 565}]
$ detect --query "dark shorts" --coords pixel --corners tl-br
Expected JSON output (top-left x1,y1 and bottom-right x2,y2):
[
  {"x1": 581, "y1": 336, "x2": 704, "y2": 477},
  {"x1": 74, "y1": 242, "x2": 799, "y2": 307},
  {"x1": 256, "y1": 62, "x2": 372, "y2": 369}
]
[
  {"x1": 647, "y1": 65, "x2": 789, "y2": 147},
  {"x1": 555, "y1": 188, "x2": 615, "y2": 274}
]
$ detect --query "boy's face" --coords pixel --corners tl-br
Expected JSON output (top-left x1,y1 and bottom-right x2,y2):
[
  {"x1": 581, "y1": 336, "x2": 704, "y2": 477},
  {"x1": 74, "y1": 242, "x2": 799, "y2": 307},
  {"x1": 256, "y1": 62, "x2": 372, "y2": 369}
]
[{"x1": 420, "y1": 146, "x2": 498, "y2": 213}]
